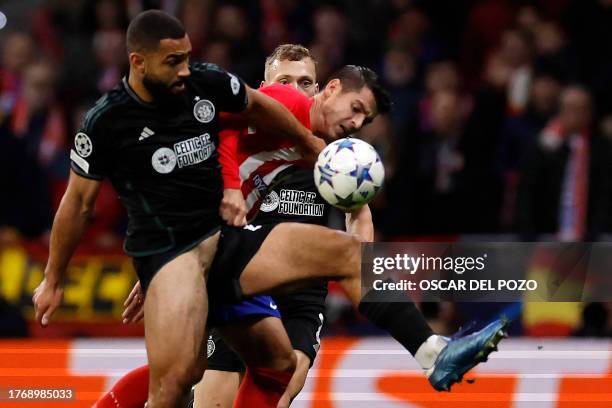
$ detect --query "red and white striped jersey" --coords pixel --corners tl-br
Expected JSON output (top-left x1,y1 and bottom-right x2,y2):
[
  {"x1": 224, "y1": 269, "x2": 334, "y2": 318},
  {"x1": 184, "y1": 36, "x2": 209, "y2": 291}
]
[{"x1": 219, "y1": 83, "x2": 313, "y2": 219}]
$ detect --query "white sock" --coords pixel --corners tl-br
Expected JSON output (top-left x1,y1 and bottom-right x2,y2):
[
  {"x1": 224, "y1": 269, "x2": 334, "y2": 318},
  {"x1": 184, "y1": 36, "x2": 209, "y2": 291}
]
[{"x1": 414, "y1": 335, "x2": 448, "y2": 377}]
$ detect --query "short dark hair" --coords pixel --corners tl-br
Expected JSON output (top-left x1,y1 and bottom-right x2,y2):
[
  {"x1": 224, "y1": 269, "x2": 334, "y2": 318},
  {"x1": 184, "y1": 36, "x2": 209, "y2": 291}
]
[
  {"x1": 265, "y1": 44, "x2": 317, "y2": 68},
  {"x1": 330, "y1": 65, "x2": 391, "y2": 115},
  {"x1": 126, "y1": 10, "x2": 186, "y2": 53}
]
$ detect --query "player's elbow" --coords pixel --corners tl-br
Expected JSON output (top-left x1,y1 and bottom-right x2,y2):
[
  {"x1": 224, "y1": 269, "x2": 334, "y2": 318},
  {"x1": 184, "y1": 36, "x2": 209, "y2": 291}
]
[
  {"x1": 79, "y1": 201, "x2": 96, "y2": 220},
  {"x1": 243, "y1": 86, "x2": 261, "y2": 116}
]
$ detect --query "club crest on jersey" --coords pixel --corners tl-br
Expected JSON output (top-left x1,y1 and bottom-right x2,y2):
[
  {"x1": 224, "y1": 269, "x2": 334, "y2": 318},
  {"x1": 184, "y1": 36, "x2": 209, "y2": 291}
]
[
  {"x1": 259, "y1": 191, "x2": 280, "y2": 212},
  {"x1": 74, "y1": 132, "x2": 93, "y2": 158},
  {"x1": 193, "y1": 99, "x2": 215, "y2": 123},
  {"x1": 229, "y1": 73, "x2": 241, "y2": 95},
  {"x1": 151, "y1": 147, "x2": 177, "y2": 174},
  {"x1": 207, "y1": 336, "x2": 215, "y2": 358}
]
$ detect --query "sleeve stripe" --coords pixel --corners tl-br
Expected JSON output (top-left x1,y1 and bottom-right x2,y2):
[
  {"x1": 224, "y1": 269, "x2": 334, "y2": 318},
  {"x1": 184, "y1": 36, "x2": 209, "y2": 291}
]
[
  {"x1": 70, "y1": 162, "x2": 104, "y2": 180},
  {"x1": 70, "y1": 149, "x2": 90, "y2": 173}
]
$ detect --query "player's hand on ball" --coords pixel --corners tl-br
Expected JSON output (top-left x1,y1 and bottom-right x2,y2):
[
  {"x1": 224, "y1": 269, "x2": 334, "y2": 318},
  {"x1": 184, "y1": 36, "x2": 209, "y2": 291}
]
[
  {"x1": 122, "y1": 281, "x2": 145, "y2": 323},
  {"x1": 220, "y1": 188, "x2": 247, "y2": 227},
  {"x1": 32, "y1": 278, "x2": 63, "y2": 327}
]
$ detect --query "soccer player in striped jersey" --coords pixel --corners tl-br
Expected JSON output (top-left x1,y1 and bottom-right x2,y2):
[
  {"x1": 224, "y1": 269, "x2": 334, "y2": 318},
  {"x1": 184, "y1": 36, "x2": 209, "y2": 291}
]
[{"x1": 203, "y1": 64, "x2": 507, "y2": 403}]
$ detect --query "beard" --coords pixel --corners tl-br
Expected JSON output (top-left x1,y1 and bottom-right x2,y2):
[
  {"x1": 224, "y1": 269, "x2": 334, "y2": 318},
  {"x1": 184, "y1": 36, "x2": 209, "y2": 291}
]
[{"x1": 142, "y1": 73, "x2": 188, "y2": 109}]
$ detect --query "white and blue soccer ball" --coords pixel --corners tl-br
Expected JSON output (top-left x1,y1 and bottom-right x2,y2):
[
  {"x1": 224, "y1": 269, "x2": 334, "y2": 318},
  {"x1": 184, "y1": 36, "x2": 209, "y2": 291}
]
[{"x1": 314, "y1": 138, "x2": 384, "y2": 211}]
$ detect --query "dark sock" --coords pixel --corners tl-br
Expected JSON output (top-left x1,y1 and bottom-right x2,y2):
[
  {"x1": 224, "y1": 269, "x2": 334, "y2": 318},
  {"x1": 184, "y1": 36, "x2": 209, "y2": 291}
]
[{"x1": 358, "y1": 282, "x2": 434, "y2": 355}]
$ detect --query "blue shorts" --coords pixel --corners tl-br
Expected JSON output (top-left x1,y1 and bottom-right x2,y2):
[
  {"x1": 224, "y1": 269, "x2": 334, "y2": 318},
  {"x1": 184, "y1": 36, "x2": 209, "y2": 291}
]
[{"x1": 208, "y1": 295, "x2": 281, "y2": 327}]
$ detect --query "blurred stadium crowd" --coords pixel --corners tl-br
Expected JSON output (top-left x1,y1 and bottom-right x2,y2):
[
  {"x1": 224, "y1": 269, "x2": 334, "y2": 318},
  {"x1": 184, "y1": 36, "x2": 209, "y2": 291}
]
[{"x1": 1, "y1": 0, "x2": 611, "y2": 338}]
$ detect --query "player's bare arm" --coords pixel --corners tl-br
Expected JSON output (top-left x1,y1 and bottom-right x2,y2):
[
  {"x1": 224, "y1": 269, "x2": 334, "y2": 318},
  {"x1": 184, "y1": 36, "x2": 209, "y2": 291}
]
[
  {"x1": 346, "y1": 204, "x2": 374, "y2": 242},
  {"x1": 243, "y1": 86, "x2": 325, "y2": 162},
  {"x1": 32, "y1": 170, "x2": 102, "y2": 326}
]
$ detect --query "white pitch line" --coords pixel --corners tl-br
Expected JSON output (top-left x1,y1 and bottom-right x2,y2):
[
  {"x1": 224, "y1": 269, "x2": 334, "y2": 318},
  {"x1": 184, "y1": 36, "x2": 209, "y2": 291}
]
[
  {"x1": 292, "y1": 392, "x2": 574, "y2": 402},
  {"x1": 322, "y1": 349, "x2": 608, "y2": 359}
]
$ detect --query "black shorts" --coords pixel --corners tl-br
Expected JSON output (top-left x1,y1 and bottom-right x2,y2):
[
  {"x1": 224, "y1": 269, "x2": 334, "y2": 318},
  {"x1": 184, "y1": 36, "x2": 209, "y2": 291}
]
[
  {"x1": 207, "y1": 224, "x2": 275, "y2": 303},
  {"x1": 132, "y1": 226, "x2": 220, "y2": 294},
  {"x1": 207, "y1": 297, "x2": 326, "y2": 371},
  {"x1": 206, "y1": 328, "x2": 244, "y2": 372},
  {"x1": 282, "y1": 301, "x2": 326, "y2": 365}
]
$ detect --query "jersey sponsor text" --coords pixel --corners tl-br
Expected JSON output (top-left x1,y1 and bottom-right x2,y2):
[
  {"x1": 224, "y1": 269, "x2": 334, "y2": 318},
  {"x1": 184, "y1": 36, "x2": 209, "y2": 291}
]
[
  {"x1": 174, "y1": 133, "x2": 216, "y2": 168},
  {"x1": 273, "y1": 189, "x2": 324, "y2": 217}
]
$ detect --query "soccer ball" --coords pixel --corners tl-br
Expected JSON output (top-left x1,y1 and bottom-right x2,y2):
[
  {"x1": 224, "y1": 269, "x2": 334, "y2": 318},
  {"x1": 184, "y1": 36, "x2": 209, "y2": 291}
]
[{"x1": 314, "y1": 138, "x2": 384, "y2": 211}]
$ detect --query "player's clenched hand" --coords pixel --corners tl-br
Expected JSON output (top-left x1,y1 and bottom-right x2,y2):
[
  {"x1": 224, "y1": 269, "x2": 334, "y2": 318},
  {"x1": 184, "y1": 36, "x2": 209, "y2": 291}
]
[
  {"x1": 122, "y1": 281, "x2": 144, "y2": 324},
  {"x1": 220, "y1": 188, "x2": 247, "y2": 226},
  {"x1": 32, "y1": 278, "x2": 63, "y2": 327}
]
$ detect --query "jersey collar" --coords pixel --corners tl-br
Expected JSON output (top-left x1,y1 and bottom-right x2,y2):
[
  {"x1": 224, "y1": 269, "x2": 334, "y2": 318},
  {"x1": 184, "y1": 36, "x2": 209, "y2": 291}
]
[{"x1": 122, "y1": 76, "x2": 156, "y2": 108}]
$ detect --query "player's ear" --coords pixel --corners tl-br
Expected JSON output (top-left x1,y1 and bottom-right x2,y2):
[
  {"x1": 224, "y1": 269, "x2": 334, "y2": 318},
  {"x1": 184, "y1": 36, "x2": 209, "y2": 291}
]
[
  {"x1": 324, "y1": 79, "x2": 341, "y2": 98},
  {"x1": 129, "y1": 52, "x2": 146, "y2": 75}
]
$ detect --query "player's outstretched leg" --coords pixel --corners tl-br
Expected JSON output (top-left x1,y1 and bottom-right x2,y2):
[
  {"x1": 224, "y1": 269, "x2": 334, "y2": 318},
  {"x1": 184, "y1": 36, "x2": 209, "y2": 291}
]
[
  {"x1": 144, "y1": 236, "x2": 218, "y2": 407},
  {"x1": 237, "y1": 222, "x2": 508, "y2": 392}
]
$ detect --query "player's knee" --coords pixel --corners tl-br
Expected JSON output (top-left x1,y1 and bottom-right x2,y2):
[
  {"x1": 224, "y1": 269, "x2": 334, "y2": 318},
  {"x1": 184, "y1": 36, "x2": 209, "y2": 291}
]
[
  {"x1": 187, "y1": 360, "x2": 207, "y2": 387},
  {"x1": 155, "y1": 379, "x2": 184, "y2": 406},
  {"x1": 294, "y1": 352, "x2": 311, "y2": 381},
  {"x1": 286, "y1": 348, "x2": 298, "y2": 373},
  {"x1": 270, "y1": 345, "x2": 297, "y2": 374},
  {"x1": 290, "y1": 352, "x2": 311, "y2": 390},
  {"x1": 158, "y1": 363, "x2": 204, "y2": 403}
]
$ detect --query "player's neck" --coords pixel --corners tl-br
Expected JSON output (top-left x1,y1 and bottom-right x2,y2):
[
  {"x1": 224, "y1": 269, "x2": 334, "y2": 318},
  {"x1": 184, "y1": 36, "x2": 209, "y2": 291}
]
[
  {"x1": 310, "y1": 94, "x2": 325, "y2": 138},
  {"x1": 128, "y1": 71, "x2": 154, "y2": 103}
]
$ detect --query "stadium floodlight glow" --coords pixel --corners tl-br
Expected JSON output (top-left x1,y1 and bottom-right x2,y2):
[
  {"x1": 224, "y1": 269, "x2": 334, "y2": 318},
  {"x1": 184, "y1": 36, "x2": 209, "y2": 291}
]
[{"x1": 0, "y1": 12, "x2": 7, "y2": 30}]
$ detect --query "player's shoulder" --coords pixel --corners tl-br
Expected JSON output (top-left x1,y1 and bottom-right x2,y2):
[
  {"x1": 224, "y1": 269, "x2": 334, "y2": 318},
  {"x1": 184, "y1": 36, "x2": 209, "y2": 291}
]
[
  {"x1": 259, "y1": 83, "x2": 306, "y2": 99},
  {"x1": 189, "y1": 62, "x2": 233, "y2": 82},
  {"x1": 258, "y1": 84, "x2": 310, "y2": 108},
  {"x1": 188, "y1": 62, "x2": 244, "y2": 93},
  {"x1": 81, "y1": 86, "x2": 130, "y2": 134},
  {"x1": 190, "y1": 61, "x2": 225, "y2": 74}
]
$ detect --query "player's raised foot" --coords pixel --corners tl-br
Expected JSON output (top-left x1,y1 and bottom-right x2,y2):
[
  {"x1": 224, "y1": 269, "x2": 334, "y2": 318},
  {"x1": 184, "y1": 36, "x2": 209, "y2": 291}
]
[{"x1": 428, "y1": 318, "x2": 509, "y2": 392}]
